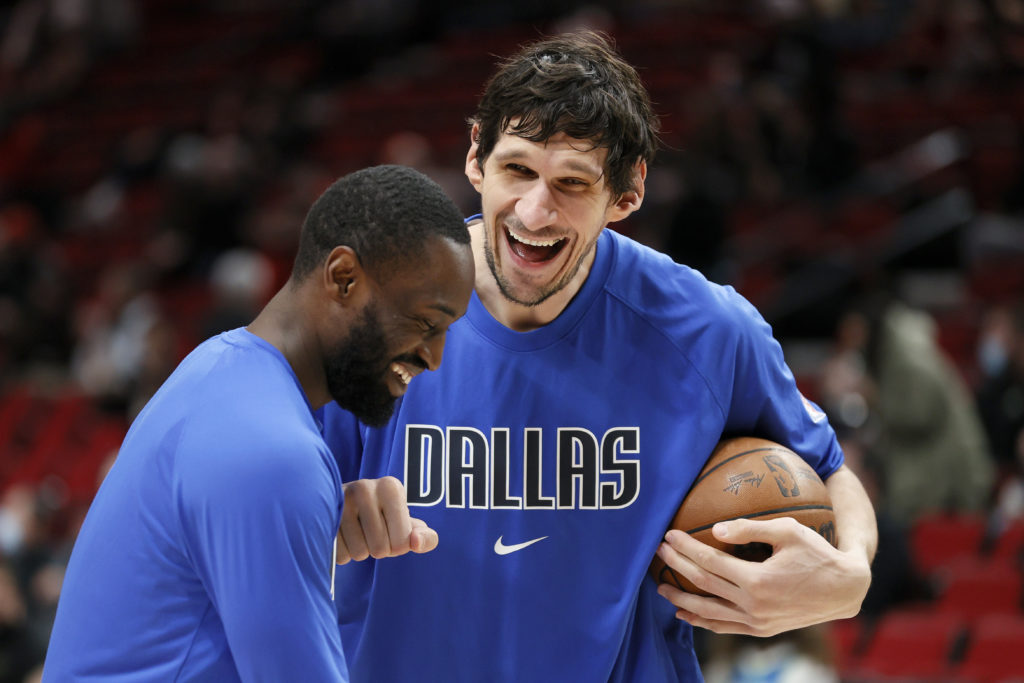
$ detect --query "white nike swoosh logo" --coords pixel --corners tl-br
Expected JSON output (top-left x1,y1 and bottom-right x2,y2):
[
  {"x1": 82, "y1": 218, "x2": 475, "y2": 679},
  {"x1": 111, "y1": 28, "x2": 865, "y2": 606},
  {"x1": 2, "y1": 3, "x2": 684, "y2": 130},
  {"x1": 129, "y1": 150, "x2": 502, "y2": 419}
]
[{"x1": 494, "y1": 535, "x2": 548, "y2": 555}]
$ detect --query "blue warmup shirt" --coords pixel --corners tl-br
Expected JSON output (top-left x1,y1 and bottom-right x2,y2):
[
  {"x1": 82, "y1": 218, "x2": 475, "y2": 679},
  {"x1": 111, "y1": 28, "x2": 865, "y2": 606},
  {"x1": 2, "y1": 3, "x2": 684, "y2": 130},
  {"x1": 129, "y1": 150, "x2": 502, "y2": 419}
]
[
  {"x1": 45, "y1": 329, "x2": 348, "y2": 682},
  {"x1": 323, "y1": 226, "x2": 844, "y2": 682}
]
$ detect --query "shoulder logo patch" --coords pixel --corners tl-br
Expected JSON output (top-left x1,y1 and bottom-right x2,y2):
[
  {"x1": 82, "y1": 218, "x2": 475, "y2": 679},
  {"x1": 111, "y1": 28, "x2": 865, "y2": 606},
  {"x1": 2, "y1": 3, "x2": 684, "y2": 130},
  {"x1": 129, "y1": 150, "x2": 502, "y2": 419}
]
[{"x1": 801, "y1": 394, "x2": 827, "y2": 423}]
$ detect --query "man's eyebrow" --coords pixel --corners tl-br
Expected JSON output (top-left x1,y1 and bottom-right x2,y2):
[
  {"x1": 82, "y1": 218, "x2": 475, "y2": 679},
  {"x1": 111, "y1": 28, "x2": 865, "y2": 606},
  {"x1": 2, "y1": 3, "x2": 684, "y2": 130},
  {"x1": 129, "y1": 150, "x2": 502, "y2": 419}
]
[
  {"x1": 491, "y1": 149, "x2": 529, "y2": 165},
  {"x1": 558, "y1": 159, "x2": 603, "y2": 178},
  {"x1": 491, "y1": 149, "x2": 603, "y2": 178},
  {"x1": 430, "y1": 303, "x2": 458, "y2": 318}
]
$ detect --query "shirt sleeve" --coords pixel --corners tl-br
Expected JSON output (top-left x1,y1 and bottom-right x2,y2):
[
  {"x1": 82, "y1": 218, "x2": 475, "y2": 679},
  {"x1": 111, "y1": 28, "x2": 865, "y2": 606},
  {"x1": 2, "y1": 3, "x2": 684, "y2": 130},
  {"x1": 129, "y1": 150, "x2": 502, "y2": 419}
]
[
  {"x1": 721, "y1": 288, "x2": 845, "y2": 479},
  {"x1": 176, "y1": 429, "x2": 348, "y2": 682},
  {"x1": 318, "y1": 403, "x2": 367, "y2": 483}
]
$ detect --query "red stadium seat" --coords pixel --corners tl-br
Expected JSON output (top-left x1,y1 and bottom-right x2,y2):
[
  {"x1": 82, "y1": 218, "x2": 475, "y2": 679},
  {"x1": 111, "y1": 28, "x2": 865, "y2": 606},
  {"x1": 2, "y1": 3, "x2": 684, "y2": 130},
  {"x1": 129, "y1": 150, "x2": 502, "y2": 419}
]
[
  {"x1": 853, "y1": 608, "x2": 965, "y2": 680},
  {"x1": 990, "y1": 518, "x2": 1024, "y2": 563},
  {"x1": 934, "y1": 557, "x2": 1023, "y2": 620},
  {"x1": 11, "y1": 393, "x2": 89, "y2": 484},
  {"x1": 911, "y1": 512, "x2": 986, "y2": 574},
  {"x1": 952, "y1": 613, "x2": 1024, "y2": 683},
  {"x1": 0, "y1": 384, "x2": 33, "y2": 445},
  {"x1": 828, "y1": 616, "x2": 865, "y2": 675}
]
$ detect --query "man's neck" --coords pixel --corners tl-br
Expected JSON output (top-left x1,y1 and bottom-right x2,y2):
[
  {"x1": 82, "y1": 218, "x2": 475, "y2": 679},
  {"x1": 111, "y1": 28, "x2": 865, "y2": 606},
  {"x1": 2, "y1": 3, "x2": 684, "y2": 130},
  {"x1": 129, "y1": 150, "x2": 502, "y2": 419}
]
[{"x1": 247, "y1": 285, "x2": 330, "y2": 408}]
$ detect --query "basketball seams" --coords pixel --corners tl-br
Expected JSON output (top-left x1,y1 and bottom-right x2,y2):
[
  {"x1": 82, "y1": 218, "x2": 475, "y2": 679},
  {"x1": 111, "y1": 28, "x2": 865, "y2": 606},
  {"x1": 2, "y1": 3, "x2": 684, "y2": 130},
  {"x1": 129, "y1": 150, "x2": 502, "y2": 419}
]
[
  {"x1": 684, "y1": 504, "x2": 835, "y2": 534},
  {"x1": 651, "y1": 437, "x2": 836, "y2": 596},
  {"x1": 657, "y1": 565, "x2": 685, "y2": 591},
  {"x1": 693, "y1": 445, "x2": 793, "y2": 486}
]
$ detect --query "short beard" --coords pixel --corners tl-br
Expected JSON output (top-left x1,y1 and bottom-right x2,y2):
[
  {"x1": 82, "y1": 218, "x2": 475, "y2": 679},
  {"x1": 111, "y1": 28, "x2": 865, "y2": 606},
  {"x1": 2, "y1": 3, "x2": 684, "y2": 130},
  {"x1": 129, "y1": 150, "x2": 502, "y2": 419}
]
[{"x1": 323, "y1": 304, "x2": 397, "y2": 428}]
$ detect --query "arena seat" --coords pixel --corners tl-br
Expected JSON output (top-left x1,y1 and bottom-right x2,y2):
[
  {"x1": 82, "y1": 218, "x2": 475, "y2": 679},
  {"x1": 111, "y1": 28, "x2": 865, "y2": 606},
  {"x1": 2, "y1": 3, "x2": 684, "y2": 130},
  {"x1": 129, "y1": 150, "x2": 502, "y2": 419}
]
[
  {"x1": 951, "y1": 612, "x2": 1024, "y2": 683},
  {"x1": 852, "y1": 608, "x2": 965, "y2": 680},
  {"x1": 934, "y1": 556, "x2": 1024, "y2": 621},
  {"x1": 990, "y1": 518, "x2": 1024, "y2": 563},
  {"x1": 910, "y1": 512, "x2": 987, "y2": 574},
  {"x1": 827, "y1": 616, "x2": 866, "y2": 675}
]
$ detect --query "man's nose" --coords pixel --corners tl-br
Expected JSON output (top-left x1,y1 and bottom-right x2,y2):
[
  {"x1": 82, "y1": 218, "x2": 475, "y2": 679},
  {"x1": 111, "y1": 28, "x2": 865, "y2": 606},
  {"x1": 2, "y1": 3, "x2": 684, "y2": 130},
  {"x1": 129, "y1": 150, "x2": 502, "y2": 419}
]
[
  {"x1": 516, "y1": 182, "x2": 557, "y2": 230},
  {"x1": 418, "y1": 333, "x2": 445, "y2": 372}
]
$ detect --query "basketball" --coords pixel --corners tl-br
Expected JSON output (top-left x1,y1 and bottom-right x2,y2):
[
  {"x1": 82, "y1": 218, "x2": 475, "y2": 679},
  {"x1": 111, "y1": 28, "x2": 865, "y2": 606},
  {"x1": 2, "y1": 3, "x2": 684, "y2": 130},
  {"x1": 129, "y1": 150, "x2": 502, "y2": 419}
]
[{"x1": 649, "y1": 436, "x2": 837, "y2": 596}]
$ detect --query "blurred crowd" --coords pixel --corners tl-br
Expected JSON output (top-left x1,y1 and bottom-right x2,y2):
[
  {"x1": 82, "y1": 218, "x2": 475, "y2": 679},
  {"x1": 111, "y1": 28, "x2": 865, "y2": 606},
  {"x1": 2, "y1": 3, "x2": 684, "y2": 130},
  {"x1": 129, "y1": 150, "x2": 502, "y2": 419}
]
[{"x1": 2, "y1": 0, "x2": 1024, "y2": 680}]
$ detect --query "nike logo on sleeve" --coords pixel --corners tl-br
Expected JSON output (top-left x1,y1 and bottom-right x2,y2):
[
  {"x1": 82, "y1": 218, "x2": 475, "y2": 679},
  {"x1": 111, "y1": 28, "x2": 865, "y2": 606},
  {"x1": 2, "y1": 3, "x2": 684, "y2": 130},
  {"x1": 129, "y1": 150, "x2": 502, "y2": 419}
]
[{"x1": 494, "y1": 535, "x2": 549, "y2": 555}]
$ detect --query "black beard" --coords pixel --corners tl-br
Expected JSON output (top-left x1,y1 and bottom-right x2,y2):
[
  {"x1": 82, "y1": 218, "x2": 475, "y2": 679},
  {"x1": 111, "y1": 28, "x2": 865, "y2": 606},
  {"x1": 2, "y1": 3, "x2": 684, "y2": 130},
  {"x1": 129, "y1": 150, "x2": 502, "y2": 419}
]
[{"x1": 323, "y1": 304, "x2": 398, "y2": 428}]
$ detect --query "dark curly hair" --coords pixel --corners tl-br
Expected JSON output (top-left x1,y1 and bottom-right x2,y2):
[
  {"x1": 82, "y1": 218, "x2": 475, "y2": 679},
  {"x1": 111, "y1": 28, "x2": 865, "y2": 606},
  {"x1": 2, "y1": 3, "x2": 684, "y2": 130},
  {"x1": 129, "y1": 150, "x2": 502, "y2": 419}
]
[
  {"x1": 291, "y1": 164, "x2": 470, "y2": 282},
  {"x1": 470, "y1": 30, "x2": 660, "y2": 197}
]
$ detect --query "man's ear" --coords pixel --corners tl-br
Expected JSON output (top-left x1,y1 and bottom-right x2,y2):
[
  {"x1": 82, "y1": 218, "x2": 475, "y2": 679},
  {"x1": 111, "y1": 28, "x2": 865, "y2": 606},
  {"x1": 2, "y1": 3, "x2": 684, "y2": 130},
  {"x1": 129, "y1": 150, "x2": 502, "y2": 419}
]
[
  {"x1": 465, "y1": 123, "x2": 484, "y2": 193},
  {"x1": 606, "y1": 160, "x2": 647, "y2": 224},
  {"x1": 324, "y1": 245, "x2": 366, "y2": 305}
]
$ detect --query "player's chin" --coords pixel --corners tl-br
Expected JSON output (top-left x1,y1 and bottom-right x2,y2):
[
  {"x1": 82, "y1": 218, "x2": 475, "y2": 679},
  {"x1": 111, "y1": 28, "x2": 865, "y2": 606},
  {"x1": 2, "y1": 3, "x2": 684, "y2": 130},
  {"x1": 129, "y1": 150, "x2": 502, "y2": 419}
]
[
  {"x1": 344, "y1": 393, "x2": 398, "y2": 428},
  {"x1": 355, "y1": 406, "x2": 397, "y2": 428}
]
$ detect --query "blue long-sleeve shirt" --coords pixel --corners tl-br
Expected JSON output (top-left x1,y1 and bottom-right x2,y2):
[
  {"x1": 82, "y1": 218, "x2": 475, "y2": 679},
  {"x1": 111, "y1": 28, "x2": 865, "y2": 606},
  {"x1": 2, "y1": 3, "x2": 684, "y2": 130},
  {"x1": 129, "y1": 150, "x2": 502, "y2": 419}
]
[{"x1": 45, "y1": 328, "x2": 348, "y2": 682}]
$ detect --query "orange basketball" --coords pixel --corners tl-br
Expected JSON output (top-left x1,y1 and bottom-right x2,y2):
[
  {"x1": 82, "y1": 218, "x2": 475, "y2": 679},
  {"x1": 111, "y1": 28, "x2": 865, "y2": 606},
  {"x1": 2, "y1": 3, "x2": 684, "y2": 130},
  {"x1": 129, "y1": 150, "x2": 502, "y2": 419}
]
[{"x1": 649, "y1": 436, "x2": 837, "y2": 596}]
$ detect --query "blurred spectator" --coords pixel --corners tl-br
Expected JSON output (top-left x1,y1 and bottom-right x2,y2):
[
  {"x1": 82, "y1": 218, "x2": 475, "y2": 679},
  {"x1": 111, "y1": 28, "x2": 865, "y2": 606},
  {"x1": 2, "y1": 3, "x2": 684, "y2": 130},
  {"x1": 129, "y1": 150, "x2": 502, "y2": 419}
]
[
  {"x1": 0, "y1": 203, "x2": 74, "y2": 388},
  {"x1": 838, "y1": 432, "x2": 931, "y2": 618},
  {"x1": 900, "y1": 0, "x2": 1006, "y2": 85},
  {"x1": 989, "y1": 429, "x2": 1024, "y2": 536},
  {"x1": 69, "y1": 126, "x2": 168, "y2": 235},
  {"x1": 976, "y1": 299, "x2": 1024, "y2": 473},
  {"x1": 0, "y1": 560, "x2": 35, "y2": 683},
  {"x1": 124, "y1": 315, "x2": 177, "y2": 422},
  {"x1": 975, "y1": 302, "x2": 1016, "y2": 383},
  {"x1": 701, "y1": 625, "x2": 839, "y2": 683},
  {"x1": 822, "y1": 308, "x2": 933, "y2": 614},
  {"x1": 551, "y1": 3, "x2": 615, "y2": 35},
  {"x1": 69, "y1": 262, "x2": 166, "y2": 415},
  {"x1": 751, "y1": 6, "x2": 862, "y2": 196},
  {"x1": 236, "y1": 64, "x2": 312, "y2": 173},
  {"x1": 155, "y1": 84, "x2": 265, "y2": 277},
  {"x1": 378, "y1": 130, "x2": 478, "y2": 216},
  {"x1": 0, "y1": 0, "x2": 137, "y2": 72},
  {"x1": 239, "y1": 161, "x2": 335, "y2": 278},
  {"x1": 198, "y1": 247, "x2": 274, "y2": 341},
  {"x1": 977, "y1": 299, "x2": 1024, "y2": 543},
  {"x1": 661, "y1": 160, "x2": 730, "y2": 283},
  {"x1": 0, "y1": 483, "x2": 63, "y2": 677},
  {"x1": 0, "y1": 0, "x2": 138, "y2": 122},
  {"x1": 306, "y1": 0, "x2": 428, "y2": 84},
  {"x1": 1000, "y1": 124, "x2": 1024, "y2": 216},
  {"x1": 0, "y1": 203, "x2": 43, "y2": 385},
  {"x1": 806, "y1": 0, "x2": 913, "y2": 51},
  {"x1": 822, "y1": 290, "x2": 994, "y2": 524},
  {"x1": 682, "y1": 51, "x2": 788, "y2": 207}
]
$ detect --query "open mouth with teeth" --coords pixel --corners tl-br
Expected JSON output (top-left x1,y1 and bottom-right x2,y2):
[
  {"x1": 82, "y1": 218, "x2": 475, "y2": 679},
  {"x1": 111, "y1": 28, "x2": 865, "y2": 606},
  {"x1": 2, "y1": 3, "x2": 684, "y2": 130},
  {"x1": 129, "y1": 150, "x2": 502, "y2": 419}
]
[
  {"x1": 391, "y1": 363, "x2": 412, "y2": 386},
  {"x1": 506, "y1": 228, "x2": 567, "y2": 264}
]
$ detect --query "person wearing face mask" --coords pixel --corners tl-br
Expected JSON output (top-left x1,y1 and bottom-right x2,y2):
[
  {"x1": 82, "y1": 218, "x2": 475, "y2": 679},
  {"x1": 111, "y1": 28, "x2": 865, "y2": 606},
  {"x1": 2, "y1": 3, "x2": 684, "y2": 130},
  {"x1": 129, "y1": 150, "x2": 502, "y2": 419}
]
[
  {"x1": 977, "y1": 301, "x2": 1024, "y2": 472},
  {"x1": 978, "y1": 300, "x2": 1024, "y2": 533}
]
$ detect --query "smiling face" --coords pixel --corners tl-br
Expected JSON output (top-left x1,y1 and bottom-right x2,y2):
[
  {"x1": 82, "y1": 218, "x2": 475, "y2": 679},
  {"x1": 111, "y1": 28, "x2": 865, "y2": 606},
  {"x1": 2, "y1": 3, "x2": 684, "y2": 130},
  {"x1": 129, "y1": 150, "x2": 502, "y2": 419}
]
[
  {"x1": 324, "y1": 235, "x2": 474, "y2": 426},
  {"x1": 466, "y1": 126, "x2": 644, "y2": 328}
]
